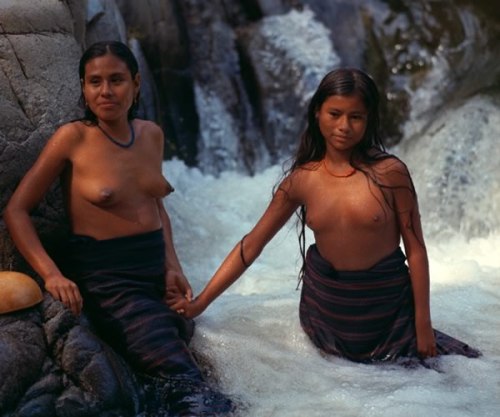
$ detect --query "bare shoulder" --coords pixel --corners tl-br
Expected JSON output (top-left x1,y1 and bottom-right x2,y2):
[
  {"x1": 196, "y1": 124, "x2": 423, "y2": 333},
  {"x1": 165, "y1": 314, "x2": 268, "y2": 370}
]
[
  {"x1": 134, "y1": 119, "x2": 164, "y2": 149},
  {"x1": 135, "y1": 118, "x2": 162, "y2": 132},
  {"x1": 43, "y1": 120, "x2": 86, "y2": 156},
  {"x1": 135, "y1": 119, "x2": 163, "y2": 137},
  {"x1": 51, "y1": 120, "x2": 84, "y2": 140},
  {"x1": 278, "y1": 161, "x2": 321, "y2": 202},
  {"x1": 371, "y1": 153, "x2": 413, "y2": 187}
]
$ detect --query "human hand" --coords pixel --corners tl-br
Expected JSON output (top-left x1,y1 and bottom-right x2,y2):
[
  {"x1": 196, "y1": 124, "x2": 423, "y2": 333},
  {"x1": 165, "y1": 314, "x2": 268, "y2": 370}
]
[
  {"x1": 165, "y1": 270, "x2": 193, "y2": 303},
  {"x1": 168, "y1": 296, "x2": 205, "y2": 319},
  {"x1": 44, "y1": 274, "x2": 83, "y2": 315},
  {"x1": 415, "y1": 321, "x2": 437, "y2": 358}
]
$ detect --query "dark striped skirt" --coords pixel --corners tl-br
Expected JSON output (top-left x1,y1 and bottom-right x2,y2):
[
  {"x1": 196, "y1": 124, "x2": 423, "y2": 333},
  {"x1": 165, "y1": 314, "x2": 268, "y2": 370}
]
[
  {"x1": 66, "y1": 229, "x2": 202, "y2": 381},
  {"x1": 299, "y1": 244, "x2": 480, "y2": 362}
]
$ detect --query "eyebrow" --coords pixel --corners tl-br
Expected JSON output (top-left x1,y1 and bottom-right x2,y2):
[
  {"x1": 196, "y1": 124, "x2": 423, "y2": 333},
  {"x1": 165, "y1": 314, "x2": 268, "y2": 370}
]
[
  {"x1": 327, "y1": 107, "x2": 367, "y2": 114},
  {"x1": 86, "y1": 71, "x2": 128, "y2": 78}
]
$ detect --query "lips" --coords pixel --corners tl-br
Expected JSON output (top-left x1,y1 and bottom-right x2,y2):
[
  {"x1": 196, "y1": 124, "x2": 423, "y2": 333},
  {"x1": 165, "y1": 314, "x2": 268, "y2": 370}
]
[{"x1": 98, "y1": 102, "x2": 117, "y2": 108}]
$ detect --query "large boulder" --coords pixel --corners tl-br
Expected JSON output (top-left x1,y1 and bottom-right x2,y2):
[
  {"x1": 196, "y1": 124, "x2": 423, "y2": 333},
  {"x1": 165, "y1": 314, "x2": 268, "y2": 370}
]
[
  {"x1": 0, "y1": 0, "x2": 84, "y2": 269},
  {"x1": 0, "y1": 296, "x2": 142, "y2": 417}
]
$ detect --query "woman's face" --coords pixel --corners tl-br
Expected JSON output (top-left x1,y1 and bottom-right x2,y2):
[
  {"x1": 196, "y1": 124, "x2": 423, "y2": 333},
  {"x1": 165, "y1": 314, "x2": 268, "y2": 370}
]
[
  {"x1": 316, "y1": 94, "x2": 368, "y2": 154},
  {"x1": 81, "y1": 53, "x2": 139, "y2": 123}
]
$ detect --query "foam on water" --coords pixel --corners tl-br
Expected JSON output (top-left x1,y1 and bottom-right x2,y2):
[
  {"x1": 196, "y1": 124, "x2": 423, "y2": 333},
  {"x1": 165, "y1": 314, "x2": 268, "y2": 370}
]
[{"x1": 163, "y1": 160, "x2": 500, "y2": 417}]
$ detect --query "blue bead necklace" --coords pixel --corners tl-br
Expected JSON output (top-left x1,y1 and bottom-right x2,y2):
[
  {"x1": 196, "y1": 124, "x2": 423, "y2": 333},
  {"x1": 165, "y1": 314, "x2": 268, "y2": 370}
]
[{"x1": 97, "y1": 122, "x2": 135, "y2": 148}]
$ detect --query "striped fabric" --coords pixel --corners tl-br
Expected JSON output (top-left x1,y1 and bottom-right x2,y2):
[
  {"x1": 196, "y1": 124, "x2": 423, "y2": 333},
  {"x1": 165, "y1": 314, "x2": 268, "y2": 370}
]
[
  {"x1": 300, "y1": 244, "x2": 480, "y2": 362},
  {"x1": 66, "y1": 229, "x2": 202, "y2": 381}
]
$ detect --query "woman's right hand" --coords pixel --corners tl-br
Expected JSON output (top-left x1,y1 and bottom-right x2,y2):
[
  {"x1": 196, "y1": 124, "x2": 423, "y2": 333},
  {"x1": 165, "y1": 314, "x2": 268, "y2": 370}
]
[{"x1": 44, "y1": 275, "x2": 83, "y2": 316}]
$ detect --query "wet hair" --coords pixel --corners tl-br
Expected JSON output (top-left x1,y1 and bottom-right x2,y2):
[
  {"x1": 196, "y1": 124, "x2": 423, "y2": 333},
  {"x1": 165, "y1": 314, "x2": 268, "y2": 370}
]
[
  {"x1": 281, "y1": 68, "x2": 416, "y2": 284},
  {"x1": 78, "y1": 40, "x2": 140, "y2": 123}
]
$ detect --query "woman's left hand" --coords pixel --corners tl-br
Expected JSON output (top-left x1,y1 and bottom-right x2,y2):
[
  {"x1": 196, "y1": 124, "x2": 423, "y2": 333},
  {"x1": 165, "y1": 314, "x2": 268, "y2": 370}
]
[
  {"x1": 415, "y1": 321, "x2": 437, "y2": 358},
  {"x1": 164, "y1": 270, "x2": 193, "y2": 303}
]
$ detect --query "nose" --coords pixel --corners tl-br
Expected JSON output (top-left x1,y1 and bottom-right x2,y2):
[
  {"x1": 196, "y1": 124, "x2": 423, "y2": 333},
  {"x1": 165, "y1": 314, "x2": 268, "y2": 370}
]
[
  {"x1": 338, "y1": 115, "x2": 350, "y2": 132},
  {"x1": 100, "y1": 80, "x2": 112, "y2": 96}
]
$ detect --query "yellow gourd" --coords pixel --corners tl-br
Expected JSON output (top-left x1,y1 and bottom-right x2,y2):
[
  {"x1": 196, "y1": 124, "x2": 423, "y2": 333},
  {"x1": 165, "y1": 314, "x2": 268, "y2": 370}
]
[{"x1": 0, "y1": 271, "x2": 43, "y2": 314}]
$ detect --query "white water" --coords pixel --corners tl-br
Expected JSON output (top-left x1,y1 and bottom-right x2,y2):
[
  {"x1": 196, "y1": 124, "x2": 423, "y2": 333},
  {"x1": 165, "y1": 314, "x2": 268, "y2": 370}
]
[{"x1": 163, "y1": 159, "x2": 500, "y2": 417}]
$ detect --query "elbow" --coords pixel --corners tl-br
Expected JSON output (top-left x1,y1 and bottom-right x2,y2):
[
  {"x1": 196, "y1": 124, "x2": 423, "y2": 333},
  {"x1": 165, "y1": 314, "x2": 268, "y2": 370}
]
[
  {"x1": 3, "y1": 202, "x2": 27, "y2": 231},
  {"x1": 3, "y1": 204, "x2": 15, "y2": 228},
  {"x1": 241, "y1": 234, "x2": 266, "y2": 266}
]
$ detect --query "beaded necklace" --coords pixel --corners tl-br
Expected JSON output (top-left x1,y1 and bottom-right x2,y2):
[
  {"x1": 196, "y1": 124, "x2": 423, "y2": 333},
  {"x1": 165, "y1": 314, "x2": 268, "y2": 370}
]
[
  {"x1": 97, "y1": 122, "x2": 135, "y2": 148},
  {"x1": 322, "y1": 159, "x2": 356, "y2": 178}
]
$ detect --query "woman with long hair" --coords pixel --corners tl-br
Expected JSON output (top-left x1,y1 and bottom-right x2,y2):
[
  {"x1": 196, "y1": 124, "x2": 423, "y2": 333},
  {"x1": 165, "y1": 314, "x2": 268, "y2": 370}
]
[{"x1": 169, "y1": 68, "x2": 479, "y2": 363}]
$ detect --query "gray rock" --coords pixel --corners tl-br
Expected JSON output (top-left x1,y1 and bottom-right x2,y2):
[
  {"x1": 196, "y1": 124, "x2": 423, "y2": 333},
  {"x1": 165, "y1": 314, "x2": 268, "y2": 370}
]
[
  {"x1": 86, "y1": 0, "x2": 128, "y2": 46},
  {"x1": 0, "y1": 308, "x2": 45, "y2": 412},
  {"x1": 0, "y1": 295, "x2": 141, "y2": 416}
]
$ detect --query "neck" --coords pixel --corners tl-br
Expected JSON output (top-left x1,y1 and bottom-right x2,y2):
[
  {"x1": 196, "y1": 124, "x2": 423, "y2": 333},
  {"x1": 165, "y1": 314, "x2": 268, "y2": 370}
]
[
  {"x1": 97, "y1": 120, "x2": 135, "y2": 149},
  {"x1": 322, "y1": 159, "x2": 356, "y2": 178}
]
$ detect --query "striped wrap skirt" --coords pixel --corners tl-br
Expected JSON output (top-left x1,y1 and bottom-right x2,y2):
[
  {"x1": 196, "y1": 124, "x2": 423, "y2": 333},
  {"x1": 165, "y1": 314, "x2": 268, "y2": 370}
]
[
  {"x1": 66, "y1": 229, "x2": 202, "y2": 381},
  {"x1": 299, "y1": 244, "x2": 480, "y2": 362}
]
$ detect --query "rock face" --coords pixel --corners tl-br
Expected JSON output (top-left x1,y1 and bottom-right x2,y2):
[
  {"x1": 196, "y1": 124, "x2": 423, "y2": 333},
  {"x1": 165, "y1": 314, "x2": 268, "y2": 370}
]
[
  {"x1": 0, "y1": 295, "x2": 142, "y2": 416},
  {"x1": 0, "y1": 0, "x2": 84, "y2": 271}
]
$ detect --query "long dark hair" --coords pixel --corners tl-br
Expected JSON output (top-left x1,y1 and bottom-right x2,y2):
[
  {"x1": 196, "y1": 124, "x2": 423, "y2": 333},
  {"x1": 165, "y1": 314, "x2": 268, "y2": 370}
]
[
  {"x1": 284, "y1": 68, "x2": 412, "y2": 283},
  {"x1": 78, "y1": 40, "x2": 140, "y2": 123}
]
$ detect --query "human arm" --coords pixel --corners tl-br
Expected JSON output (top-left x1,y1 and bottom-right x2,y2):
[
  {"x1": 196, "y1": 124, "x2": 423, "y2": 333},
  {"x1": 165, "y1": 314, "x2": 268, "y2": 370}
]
[
  {"x1": 390, "y1": 159, "x2": 436, "y2": 357},
  {"x1": 169, "y1": 179, "x2": 301, "y2": 318},
  {"x1": 3, "y1": 124, "x2": 83, "y2": 315},
  {"x1": 157, "y1": 198, "x2": 193, "y2": 302},
  {"x1": 146, "y1": 121, "x2": 193, "y2": 302}
]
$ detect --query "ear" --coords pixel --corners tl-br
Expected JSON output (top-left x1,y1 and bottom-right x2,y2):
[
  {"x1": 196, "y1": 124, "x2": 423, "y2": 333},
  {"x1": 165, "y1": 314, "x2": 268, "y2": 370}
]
[
  {"x1": 314, "y1": 103, "x2": 321, "y2": 120},
  {"x1": 133, "y1": 73, "x2": 141, "y2": 95}
]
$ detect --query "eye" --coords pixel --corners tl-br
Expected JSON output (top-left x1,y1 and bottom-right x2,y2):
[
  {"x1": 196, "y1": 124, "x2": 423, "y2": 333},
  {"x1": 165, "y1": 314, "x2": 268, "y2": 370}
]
[
  {"x1": 111, "y1": 75, "x2": 125, "y2": 84},
  {"x1": 87, "y1": 77, "x2": 101, "y2": 86}
]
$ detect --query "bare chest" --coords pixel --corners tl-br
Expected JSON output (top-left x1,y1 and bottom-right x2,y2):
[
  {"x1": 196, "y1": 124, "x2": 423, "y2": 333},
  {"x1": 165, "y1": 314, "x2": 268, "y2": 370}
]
[
  {"x1": 66, "y1": 142, "x2": 171, "y2": 206},
  {"x1": 304, "y1": 174, "x2": 394, "y2": 233}
]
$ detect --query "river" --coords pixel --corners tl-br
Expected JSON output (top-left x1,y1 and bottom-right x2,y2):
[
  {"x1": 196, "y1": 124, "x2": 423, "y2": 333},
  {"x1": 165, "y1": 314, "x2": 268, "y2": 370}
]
[{"x1": 163, "y1": 154, "x2": 499, "y2": 417}]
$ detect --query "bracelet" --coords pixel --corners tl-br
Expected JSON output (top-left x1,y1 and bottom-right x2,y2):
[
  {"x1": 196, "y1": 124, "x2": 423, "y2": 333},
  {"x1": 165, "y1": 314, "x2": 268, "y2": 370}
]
[{"x1": 240, "y1": 234, "x2": 250, "y2": 268}]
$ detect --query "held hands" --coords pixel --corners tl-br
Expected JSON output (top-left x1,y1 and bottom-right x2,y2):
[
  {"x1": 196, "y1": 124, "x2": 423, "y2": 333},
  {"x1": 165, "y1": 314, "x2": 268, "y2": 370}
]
[
  {"x1": 168, "y1": 296, "x2": 205, "y2": 319},
  {"x1": 44, "y1": 274, "x2": 83, "y2": 316},
  {"x1": 164, "y1": 270, "x2": 206, "y2": 318},
  {"x1": 164, "y1": 269, "x2": 193, "y2": 303}
]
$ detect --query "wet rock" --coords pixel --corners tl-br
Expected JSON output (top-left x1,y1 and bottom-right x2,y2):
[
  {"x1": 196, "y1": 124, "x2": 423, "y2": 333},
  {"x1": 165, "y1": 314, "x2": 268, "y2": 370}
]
[
  {"x1": 0, "y1": 308, "x2": 45, "y2": 412},
  {"x1": 0, "y1": 296, "x2": 142, "y2": 417}
]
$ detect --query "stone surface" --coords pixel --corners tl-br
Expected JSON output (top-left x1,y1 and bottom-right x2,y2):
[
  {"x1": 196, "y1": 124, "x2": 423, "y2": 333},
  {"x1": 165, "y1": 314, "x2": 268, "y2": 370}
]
[
  {"x1": 0, "y1": 0, "x2": 84, "y2": 270},
  {"x1": 0, "y1": 296, "x2": 142, "y2": 416}
]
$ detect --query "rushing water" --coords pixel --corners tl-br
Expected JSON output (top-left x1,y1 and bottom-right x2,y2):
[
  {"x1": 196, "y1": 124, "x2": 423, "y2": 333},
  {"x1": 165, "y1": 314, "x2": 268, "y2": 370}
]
[{"x1": 163, "y1": 156, "x2": 500, "y2": 417}]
